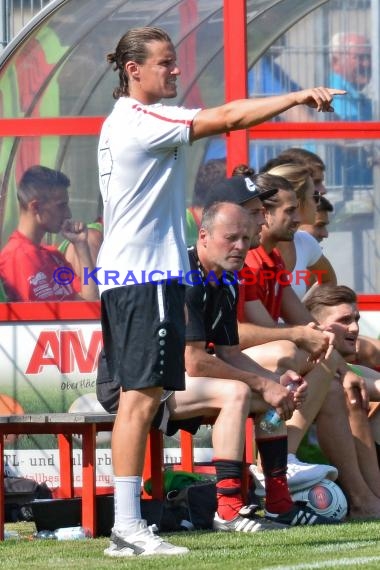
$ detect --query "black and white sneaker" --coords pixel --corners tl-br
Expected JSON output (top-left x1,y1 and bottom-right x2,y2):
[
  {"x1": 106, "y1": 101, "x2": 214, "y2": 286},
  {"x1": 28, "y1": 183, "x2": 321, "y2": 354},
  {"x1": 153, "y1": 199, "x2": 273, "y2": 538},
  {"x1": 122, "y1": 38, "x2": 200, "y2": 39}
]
[
  {"x1": 104, "y1": 520, "x2": 189, "y2": 557},
  {"x1": 265, "y1": 501, "x2": 341, "y2": 526},
  {"x1": 213, "y1": 504, "x2": 288, "y2": 533}
]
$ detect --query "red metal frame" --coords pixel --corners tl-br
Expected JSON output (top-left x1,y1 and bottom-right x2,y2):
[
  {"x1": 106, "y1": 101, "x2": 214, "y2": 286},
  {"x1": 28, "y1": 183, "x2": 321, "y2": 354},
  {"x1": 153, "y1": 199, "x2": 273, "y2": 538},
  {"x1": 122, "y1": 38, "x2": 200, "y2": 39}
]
[
  {"x1": 357, "y1": 295, "x2": 380, "y2": 311},
  {"x1": 0, "y1": 301, "x2": 100, "y2": 321},
  {"x1": 0, "y1": 117, "x2": 379, "y2": 139},
  {"x1": 248, "y1": 121, "x2": 380, "y2": 139},
  {"x1": 0, "y1": 296, "x2": 376, "y2": 324},
  {"x1": 0, "y1": 297, "x2": 376, "y2": 324},
  {"x1": 0, "y1": 114, "x2": 378, "y2": 320},
  {"x1": 0, "y1": 416, "x2": 116, "y2": 540},
  {"x1": 0, "y1": 116, "x2": 104, "y2": 136},
  {"x1": 223, "y1": 0, "x2": 249, "y2": 174}
]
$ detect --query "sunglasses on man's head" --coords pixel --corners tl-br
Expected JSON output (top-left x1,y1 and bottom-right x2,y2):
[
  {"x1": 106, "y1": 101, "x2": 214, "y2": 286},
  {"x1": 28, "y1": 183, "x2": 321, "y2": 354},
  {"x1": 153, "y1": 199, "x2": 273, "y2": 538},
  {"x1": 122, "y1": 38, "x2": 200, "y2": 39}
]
[{"x1": 313, "y1": 192, "x2": 322, "y2": 204}]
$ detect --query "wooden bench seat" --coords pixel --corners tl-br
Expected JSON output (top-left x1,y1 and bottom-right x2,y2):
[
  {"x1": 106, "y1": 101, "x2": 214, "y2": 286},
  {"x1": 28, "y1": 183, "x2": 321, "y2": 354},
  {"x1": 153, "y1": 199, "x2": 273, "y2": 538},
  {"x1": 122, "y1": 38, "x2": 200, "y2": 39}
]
[{"x1": 0, "y1": 413, "x2": 255, "y2": 539}]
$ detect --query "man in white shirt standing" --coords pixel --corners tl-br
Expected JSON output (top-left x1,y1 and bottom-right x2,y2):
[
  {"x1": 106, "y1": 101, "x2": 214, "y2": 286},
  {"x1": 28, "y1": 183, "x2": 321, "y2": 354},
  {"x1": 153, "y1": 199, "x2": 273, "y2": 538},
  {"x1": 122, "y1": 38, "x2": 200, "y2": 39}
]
[{"x1": 97, "y1": 26, "x2": 345, "y2": 558}]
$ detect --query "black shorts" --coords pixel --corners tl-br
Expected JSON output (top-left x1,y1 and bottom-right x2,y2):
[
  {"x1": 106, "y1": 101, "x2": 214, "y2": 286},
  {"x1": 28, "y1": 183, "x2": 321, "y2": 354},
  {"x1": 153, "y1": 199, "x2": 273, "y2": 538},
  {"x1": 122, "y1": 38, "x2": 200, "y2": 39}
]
[{"x1": 100, "y1": 280, "x2": 186, "y2": 391}]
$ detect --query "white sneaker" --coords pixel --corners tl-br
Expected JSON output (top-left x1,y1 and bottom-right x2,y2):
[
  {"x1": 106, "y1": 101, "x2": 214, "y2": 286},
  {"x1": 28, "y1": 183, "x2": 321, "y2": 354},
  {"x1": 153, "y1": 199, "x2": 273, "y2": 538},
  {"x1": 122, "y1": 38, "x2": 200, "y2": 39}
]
[
  {"x1": 104, "y1": 520, "x2": 189, "y2": 557},
  {"x1": 287, "y1": 454, "x2": 338, "y2": 488},
  {"x1": 213, "y1": 505, "x2": 288, "y2": 532},
  {"x1": 250, "y1": 455, "x2": 338, "y2": 496}
]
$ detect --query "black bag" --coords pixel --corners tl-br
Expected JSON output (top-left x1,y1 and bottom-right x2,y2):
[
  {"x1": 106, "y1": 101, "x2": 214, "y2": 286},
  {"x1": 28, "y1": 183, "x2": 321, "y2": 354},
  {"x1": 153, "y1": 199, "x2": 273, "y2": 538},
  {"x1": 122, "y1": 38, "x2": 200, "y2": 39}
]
[
  {"x1": 159, "y1": 482, "x2": 217, "y2": 532},
  {"x1": 4, "y1": 476, "x2": 52, "y2": 522}
]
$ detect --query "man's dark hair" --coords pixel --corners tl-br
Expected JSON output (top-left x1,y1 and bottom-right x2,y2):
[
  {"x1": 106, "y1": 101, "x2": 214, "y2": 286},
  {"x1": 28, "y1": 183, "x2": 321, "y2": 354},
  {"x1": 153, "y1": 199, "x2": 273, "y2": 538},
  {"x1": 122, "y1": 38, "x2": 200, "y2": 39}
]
[
  {"x1": 254, "y1": 172, "x2": 294, "y2": 210},
  {"x1": 17, "y1": 165, "x2": 70, "y2": 210},
  {"x1": 277, "y1": 147, "x2": 325, "y2": 171},
  {"x1": 317, "y1": 195, "x2": 334, "y2": 213},
  {"x1": 304, "y1": 284, "x2": 357, "y2": 319},
  {"x1": 232, "y1": 163, "x2": 255, "y2": 178},
  {"x1": 192, "y1": 159, "x2": 226, "y2": 207},
  {"x1": 107, "y1": 27, "x2": 172, "y2": 99}
]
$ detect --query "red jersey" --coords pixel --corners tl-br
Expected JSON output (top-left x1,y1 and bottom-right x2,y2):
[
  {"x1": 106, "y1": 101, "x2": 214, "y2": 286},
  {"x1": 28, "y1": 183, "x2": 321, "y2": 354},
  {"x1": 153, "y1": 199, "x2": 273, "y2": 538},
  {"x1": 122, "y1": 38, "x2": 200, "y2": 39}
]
[
  {"x1": 0, "y1": 230, "x2": 80, "y2": 301},
  {"x1": 238, "y1": 245, "x2": 290, "y2": 322}
]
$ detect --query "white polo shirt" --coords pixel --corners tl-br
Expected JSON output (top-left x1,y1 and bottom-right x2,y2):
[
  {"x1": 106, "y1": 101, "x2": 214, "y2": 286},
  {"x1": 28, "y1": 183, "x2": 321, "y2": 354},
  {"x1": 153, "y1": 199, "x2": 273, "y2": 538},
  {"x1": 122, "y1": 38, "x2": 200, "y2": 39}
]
[{"x1": 97, "y1": 97, "x2": 201, "y2": 294}]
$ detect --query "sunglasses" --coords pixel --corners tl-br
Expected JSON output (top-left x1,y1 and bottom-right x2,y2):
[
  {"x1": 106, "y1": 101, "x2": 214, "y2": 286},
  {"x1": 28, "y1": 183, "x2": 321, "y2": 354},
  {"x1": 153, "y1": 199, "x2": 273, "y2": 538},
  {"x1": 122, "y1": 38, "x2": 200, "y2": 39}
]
[{"x1": 313, "y1": 192, "x2": 322, "y2": 205}]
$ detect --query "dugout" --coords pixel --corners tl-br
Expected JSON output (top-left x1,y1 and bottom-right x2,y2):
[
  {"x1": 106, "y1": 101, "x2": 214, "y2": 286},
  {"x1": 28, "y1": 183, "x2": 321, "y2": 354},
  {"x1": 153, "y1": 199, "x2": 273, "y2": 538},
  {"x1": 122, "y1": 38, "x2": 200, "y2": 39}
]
[
  {"x1": 0, "y1": 0, "x2": 379, "y2": 292},
  {"x1": 0, "y1": 1, "x2": 379, "y2": 478}
]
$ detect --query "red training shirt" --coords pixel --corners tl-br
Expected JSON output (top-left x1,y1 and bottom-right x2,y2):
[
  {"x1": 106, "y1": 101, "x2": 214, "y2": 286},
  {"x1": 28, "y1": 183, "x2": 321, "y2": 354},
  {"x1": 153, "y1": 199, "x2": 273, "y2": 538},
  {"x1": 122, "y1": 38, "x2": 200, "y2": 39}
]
[
  {"x1": 0, "y1": 230, "x2": 81, "y2": 301},
  {"x1": 238, "y1": 245, "x2": 291, "y2": 322}
]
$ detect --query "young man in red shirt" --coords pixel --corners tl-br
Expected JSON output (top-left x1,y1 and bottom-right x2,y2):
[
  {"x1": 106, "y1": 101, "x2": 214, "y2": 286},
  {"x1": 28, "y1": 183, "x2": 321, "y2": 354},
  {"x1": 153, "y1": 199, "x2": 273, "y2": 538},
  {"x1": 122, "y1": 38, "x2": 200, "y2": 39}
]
[{"x1": 0, "y1": 165, "x2": 98, "y2": 302}]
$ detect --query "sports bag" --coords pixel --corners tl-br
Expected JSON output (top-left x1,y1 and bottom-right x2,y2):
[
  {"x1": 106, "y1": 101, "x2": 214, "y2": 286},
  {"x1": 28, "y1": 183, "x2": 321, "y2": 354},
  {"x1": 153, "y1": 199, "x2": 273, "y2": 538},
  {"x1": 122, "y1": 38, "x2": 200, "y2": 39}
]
[
  {"x1": 159, "y1": 481, "x2": 217, "y2": 531},
  {"x1": 4, "y1": 476, "x2": 52, "y2": 522}
]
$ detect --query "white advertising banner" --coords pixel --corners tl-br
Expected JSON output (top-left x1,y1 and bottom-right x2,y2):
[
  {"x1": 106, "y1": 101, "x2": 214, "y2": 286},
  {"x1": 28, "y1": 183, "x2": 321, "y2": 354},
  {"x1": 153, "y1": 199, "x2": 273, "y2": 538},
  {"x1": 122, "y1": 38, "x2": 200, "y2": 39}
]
[
  {"x1": 4, "y1": 449, "x2": 113, "y2": 488},
  {"x1": 0, "y1": 321, "x2": 102, "y2": 414},
  {"x1": 0, "y1": 320, "x2": 110, "y2": 487},
  {"x1": 358, "y1": 311, "x2": 380, "y2": 339}
]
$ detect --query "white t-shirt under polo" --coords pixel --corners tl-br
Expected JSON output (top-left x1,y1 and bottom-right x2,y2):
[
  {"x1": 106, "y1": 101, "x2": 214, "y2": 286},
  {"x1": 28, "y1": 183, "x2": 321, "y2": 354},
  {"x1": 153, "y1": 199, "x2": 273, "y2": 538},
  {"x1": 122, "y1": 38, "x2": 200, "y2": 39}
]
[
  {"x1": 97, "y1": 97, "x2": 201, "y2": 294},
  {"x1": 292, "y1": 230, "x2": 322, "y2": 299}
]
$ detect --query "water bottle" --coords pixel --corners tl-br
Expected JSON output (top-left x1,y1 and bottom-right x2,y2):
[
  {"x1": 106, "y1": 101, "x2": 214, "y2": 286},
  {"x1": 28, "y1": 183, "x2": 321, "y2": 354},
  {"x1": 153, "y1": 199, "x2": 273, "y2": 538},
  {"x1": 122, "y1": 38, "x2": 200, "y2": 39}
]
[
  {"x1": 259, "y1": 381, "x2": 299, "y2": 433},
  {"x1": 54, "y1": 526, "x2": 91, "y2": 540},
  {"x1": 4, "y1": 530, "x2": 20, "y2": 540},
  {"x1": 259, "y1": 408, "x2": 283, "y2": 433}
]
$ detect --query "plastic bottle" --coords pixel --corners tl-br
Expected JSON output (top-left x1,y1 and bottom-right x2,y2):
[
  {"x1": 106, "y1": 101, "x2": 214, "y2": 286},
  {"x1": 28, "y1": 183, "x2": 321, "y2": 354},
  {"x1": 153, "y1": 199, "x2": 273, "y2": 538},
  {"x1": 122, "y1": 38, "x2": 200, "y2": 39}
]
[
  {"x1": 259, "y1": 382, "x2": 299, "y2": 433},
  {"x1": 34, "y1": 526, "x2": 90, "y2": 540},
  {"x1": 4, "y1": 530, "x2": 20, "y2": 540},
  {"x1": 53, "y1": 526, "x2": 91, "y2": 540},
  {"x1": 259, "y1": 408, "x2": 283, "y2": 433}
]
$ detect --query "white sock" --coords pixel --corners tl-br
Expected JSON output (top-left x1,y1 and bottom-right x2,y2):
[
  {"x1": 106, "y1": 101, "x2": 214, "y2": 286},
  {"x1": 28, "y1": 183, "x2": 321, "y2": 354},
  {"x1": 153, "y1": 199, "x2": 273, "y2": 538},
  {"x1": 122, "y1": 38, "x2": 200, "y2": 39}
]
[{"x1": 113, "y1": 476, "x2": 142, "y2": 530}]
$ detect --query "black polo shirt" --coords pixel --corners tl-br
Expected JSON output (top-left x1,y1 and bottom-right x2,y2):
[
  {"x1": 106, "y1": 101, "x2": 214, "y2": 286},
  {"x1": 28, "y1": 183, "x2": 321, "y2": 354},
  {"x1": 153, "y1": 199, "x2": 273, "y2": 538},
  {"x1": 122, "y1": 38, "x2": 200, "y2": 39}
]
[{"x1": 186, "y1": 246, "x2": 239, "y2": 348}]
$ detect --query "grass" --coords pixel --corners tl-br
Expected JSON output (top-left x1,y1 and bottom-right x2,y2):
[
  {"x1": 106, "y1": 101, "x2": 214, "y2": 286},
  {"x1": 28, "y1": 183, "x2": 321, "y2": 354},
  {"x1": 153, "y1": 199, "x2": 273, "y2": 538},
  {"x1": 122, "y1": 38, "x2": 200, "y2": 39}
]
[{"x1": 2, "y1": 519, "x2": 380, "y2": 569}]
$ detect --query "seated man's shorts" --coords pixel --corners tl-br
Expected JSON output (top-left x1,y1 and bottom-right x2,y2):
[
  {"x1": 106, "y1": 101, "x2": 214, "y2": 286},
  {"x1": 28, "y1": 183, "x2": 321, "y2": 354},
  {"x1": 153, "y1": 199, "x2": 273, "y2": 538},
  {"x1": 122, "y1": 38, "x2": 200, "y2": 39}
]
[{"x1": 100, "y1": 280, "x2": 186, "y2": 392}]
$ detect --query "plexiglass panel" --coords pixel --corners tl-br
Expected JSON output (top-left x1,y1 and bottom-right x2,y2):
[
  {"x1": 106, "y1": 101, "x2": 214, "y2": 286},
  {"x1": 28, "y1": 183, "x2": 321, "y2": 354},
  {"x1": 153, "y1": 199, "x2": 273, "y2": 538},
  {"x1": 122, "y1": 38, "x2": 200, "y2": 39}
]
[
  {"x1": 0, "y1": 0, "x2": 379, "y2": 293},
  {"x1": 0, "y1": 0, "x2": 226, "y2": 119},
  {"x1": 0, "y1": 0, "x2": 225, "y2": 249},
  {"x1": 248, "y1": 137, "x2": 380, "y2": 294},
  {"x1": 0, "y1": 135, "x2": 100, "y2": 247}
]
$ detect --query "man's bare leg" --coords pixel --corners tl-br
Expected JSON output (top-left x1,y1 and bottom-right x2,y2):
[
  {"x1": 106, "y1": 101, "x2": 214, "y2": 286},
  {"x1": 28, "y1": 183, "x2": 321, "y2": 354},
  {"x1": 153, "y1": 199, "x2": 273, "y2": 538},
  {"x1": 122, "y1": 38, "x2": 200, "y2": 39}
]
[
  {"x1": 354, "y1": 366, "x2": 380, "y2": 461},
  {"x1": 113, "y1": 387, "x2": 162, "y2": 475},
  {"x1": 171, "y1": 376, "x2": 255, "y2": 522},
  {"x1": 112, "y1": 387, "x2": 162, "y2": 530},
  {"x1": 170, "y1": 376, "x2": 295, "y2": 521},
  {"x1": 286, "y1": 359, "x2": 336, "y2": 454},
  {"x1": 346, "y1": 391, "x2": 380, "y2": 498},
  {"x1": 169, "y1": 376, "x2": 253, "y2": 459},
  {"x1": 316, "y1": 378, "x2": 380, "y2": 518},
  {"x1": 244, "y1": 342, "x2": 336, "y2": 455}
]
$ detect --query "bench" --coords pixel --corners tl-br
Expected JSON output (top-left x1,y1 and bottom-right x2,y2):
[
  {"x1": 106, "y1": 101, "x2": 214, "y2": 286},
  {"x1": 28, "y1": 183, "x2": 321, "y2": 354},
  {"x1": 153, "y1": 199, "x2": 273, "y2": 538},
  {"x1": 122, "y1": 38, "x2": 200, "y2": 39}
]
[
  {"x1": 0, "y1": 412, "x2": 167, "y2": 540},
  {"x1": 0, "y1": 413, "x2": 115, "y2": 539},
  {"x1": 0, "y1": 413, "x2": 255, "y2": 540}
]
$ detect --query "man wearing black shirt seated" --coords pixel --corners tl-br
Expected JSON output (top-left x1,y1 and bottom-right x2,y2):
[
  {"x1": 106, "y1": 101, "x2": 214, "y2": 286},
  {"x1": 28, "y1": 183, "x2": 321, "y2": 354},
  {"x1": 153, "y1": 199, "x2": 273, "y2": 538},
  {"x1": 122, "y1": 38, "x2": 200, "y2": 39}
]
[{"x1": 165, "y1": 200, "x2": 339, "y2": 529}]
